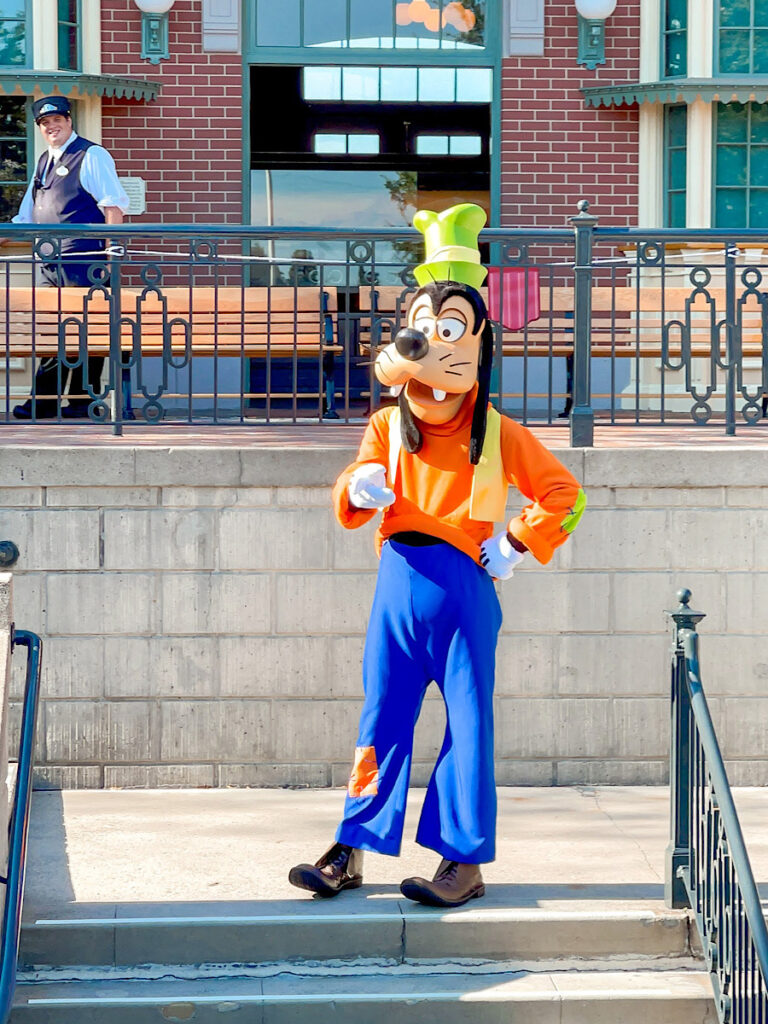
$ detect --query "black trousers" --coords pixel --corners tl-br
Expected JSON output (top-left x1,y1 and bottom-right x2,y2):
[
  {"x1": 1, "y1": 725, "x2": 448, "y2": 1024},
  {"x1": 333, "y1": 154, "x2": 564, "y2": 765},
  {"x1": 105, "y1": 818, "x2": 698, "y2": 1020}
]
[{"x1": 28, "y1": 256, "x2": 107, "y2": 409}]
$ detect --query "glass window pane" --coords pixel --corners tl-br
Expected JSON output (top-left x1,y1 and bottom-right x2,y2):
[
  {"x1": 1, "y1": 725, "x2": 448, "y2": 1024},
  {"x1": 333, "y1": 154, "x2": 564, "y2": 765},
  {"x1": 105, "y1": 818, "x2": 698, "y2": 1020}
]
[
  {"x1": 757, "y1": 0, "x2": 768, "y2": 25},
  {"x1": 668, "y1": 191, "x2": 686, "y2": 228},
  {"x1": 719, "y1": 30, "x2": 751, "y2": 72},
  {"x1": 715, "y1": 188, "x2": 747, "y2": 227},
  {"x1": 456, "y1": 67, "x2": 492, "y2": 102},
  {"x1": 0, "y1": 23, "x2": 24, "y2": 64},
  {"x1": 442, "y1": 0, "x2": 485, "y2": 48},
  {"x1": 667, "y1": 105, "x2": 687, "y2": 146},
  {"x1": 0, "y1": 183, "x2": 24, "y2": 220},
  {"x1": 303, "y1": 67, "x2": 341, "y2": 101},
  {"x1": 720, "y1": 0, "x2": 750, "y2": 27},
  {"x1": 342, "y1": 66, "x2": 380, "y2": 100},
  {"x1": 380, "y1": 66, "x2": 417, "y2": 101},
  {"x1": 348, "y1": 133, "x2": 380, "y2": 154},
  {"x1": 0, "y1": 0, "x2": 24, "y2": 16},
  {"x1": 314, "y1": 134, "x2": 347, "y2": 154},
  {"x1": 416, "y1": 135, "x2": 449, "y2": 155},
  {"x1": 665, "y1": 0, "x2": 686, "y2": 30},
  {"x1": 749, "y1": 146, "x2": 768, "y2": 185},
  {"x1": 669, "y1": 147, "x2": 686, "y2": 190},
  {"x1": 304, "y1": 0, "x2": 346, "y2": 46},
  {"x1": 665, "y1": 31, "x2": 687, "y2": 76},
  {"x1": 58, "y1": 23, "x2": 78, "y2": 69},
  {"x1": 716, "y1": 145, "x2": 748, "y2": 185},
  {"x1": 749, "y1": 189, "x2": 768, "y2": 226},
  {"x1": 419, "y1": 66, "x2": 456, "y2": 102},
  {"x1": 350, "y1": 0, "x2": 392, "y2": 43},
  {"x1": 57, "y1": 0, "x2": 77, "y2": 22},
  {"x1": 0, "y1": 139, "x2": 26, "y2": 180},
  {"x1": 256, "y1": 0, "x2": 300, "y2": 46},
  {"x1": 751, "y1": 103, "x2": 768, "y2": 143},
  {"x1": 754, "y1": 30, "x2": 768, "y2": 71},
  {"x1": 449, "y1": 134, "x2": 481, "y2": 154},
  {"x1": 717, "y1": 104, "x2": 748, "y2": 143}
]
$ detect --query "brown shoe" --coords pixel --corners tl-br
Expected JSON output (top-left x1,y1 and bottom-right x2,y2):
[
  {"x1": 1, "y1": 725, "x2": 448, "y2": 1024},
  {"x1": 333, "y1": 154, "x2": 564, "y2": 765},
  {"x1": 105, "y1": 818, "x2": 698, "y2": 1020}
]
[
  {"x1": 400, "y1": 858, "x2": 485, "y2": 908},
  {"x1": 288, "y1": 842, "x2": 364, "y2": 898}
]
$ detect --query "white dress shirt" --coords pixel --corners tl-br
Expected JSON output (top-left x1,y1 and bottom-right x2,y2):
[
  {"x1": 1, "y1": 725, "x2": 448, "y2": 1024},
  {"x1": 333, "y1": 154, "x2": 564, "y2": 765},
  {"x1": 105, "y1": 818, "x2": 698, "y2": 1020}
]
[{"x1": 12, "y1": 131, "x2": 130, "y2": 223}]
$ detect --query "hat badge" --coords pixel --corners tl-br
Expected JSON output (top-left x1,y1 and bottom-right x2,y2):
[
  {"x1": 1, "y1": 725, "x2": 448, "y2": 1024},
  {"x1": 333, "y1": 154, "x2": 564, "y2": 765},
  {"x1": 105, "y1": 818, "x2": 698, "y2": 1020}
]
[{"x1": 40, "y1": 103, "x2": 57, "y2": 115}]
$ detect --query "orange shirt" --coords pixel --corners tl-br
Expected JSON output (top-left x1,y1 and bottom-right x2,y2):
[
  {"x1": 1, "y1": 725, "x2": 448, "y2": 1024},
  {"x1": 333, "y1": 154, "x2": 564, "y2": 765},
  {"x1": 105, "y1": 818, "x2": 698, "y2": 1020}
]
[{"x1": 332, "y1": 391, "x2": 583, "y2": 565}]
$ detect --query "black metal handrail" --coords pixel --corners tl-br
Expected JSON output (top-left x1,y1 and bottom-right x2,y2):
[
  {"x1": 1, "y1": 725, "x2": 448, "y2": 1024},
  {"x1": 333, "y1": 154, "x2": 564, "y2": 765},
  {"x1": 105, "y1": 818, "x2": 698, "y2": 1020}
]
[
  {"x1": 666, "y1": 588, "x2": 768, "y2": 1023},
  {"x1": 0, "y1": 629, "x2": 42, "y2": 1024}
]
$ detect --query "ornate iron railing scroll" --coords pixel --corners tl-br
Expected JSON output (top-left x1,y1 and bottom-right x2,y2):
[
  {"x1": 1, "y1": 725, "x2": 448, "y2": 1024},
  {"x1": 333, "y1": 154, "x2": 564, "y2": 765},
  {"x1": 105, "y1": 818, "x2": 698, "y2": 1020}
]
[{"x1": 666, "y1": 588, "x2": 768, "y2": 1024}]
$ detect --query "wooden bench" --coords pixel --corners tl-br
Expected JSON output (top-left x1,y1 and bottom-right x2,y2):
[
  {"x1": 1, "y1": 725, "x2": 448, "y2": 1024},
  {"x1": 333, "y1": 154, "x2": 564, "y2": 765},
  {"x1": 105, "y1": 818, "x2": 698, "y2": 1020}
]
[
  {"x1": 359, "y1": 285, "x2": 768, "y2": 360},
  {"x1": 0, "y1": 284, "x2": 343, "y2": 414}
]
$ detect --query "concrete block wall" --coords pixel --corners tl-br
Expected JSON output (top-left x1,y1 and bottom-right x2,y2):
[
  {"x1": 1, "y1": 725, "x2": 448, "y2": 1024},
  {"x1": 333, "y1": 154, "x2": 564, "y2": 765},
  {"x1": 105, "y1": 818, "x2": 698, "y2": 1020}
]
[{"x1": 1, "y1": 444, "x2": 767, "y2": 789}]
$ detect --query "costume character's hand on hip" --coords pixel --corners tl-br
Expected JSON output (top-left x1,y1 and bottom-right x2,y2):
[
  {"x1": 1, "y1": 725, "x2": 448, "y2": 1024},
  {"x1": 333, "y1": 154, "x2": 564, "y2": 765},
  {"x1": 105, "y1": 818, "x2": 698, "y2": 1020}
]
[
  {"x1": 348, "y1": 463, "x2": 396, "y2": 510},
  {"x1": 480, "y1": 532, "x2": 525, "y2": 580}
]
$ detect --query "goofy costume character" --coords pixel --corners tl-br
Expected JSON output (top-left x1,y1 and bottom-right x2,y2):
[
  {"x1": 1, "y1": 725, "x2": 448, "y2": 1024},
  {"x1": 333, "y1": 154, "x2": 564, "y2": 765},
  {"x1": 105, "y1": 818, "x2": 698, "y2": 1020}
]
[{"x1": 289, "y1": 204, "x2": 586, "y2": 907}]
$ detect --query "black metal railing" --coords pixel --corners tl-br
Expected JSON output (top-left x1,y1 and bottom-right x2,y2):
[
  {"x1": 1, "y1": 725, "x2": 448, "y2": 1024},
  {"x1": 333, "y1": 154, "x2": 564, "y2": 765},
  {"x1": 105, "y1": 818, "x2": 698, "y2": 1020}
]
[
  {"x1": 1, "y1": 205, "x2": 768, "y2": 439},
  {"x1": 666, "y1": 588, "x2": 768, "y2": 1023}
]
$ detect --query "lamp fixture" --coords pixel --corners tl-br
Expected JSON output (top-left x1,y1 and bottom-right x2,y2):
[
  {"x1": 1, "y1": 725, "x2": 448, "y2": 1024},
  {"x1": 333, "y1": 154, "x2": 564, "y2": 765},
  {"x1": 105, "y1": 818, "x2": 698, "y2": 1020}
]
[
  {"x1": 574, "y1": 0, "x2": 617, "y2": 69},
  {"x1": 133, "y1": 0, "x2": 175, "y2": 64}
]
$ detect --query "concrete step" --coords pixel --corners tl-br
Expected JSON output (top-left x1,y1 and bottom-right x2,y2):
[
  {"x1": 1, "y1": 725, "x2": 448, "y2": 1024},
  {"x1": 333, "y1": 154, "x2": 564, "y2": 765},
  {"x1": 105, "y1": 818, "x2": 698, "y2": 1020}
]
[
  {"x1": 20, "y1": 900, "x2": 694, "y2": 968},
  {"x1": 11, "y1": 963, "x2": 717, "y2": 1024}
]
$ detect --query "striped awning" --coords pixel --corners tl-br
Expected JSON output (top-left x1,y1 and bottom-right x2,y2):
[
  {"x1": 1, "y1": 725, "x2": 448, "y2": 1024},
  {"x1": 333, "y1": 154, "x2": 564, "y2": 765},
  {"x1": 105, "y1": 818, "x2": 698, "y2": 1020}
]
[
  {"x1": 0, "y1": 71, "x2": 161, "y2": 102},
  {"x1": 582, "y1": 78, "x2": 768, "y2": 109}
]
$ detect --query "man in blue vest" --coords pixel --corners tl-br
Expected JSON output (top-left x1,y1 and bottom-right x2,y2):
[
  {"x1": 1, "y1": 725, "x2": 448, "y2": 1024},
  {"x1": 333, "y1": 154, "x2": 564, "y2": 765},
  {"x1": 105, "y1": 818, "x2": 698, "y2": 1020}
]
[{"x1": 10, "y1": 95, "x2": 129, "y2": 419}]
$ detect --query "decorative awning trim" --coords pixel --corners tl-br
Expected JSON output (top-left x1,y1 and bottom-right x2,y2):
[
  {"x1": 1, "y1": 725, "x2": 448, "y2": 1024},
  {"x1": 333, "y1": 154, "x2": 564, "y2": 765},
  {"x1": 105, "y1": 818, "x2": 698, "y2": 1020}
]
[
  {"x1": 0, "y1": 71, "x2": 161, "y2": 102},
  {"x1": 582, "y1": 78, "x2": 768, "y2": 109}
]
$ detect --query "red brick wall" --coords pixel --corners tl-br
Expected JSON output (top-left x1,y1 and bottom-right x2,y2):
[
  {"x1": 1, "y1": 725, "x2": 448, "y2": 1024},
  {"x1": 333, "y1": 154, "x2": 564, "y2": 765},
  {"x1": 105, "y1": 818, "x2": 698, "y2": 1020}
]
[
  {"x1": 100, "y1": 0, "x2": 243, "y2": 224},
  {"x1": 501, "y1": 1, "x2": 641, "y2": 228}
]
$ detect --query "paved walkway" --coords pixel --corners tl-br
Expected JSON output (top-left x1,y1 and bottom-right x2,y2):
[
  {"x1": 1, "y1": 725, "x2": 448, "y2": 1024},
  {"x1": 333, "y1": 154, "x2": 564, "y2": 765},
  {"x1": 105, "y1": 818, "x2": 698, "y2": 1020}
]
[
  {"x1": 1, "y1": 422, "x2": 767, "y2": 448},
  {"x1": 22, "y1": 786, "x2": 768, "y2": 918}
]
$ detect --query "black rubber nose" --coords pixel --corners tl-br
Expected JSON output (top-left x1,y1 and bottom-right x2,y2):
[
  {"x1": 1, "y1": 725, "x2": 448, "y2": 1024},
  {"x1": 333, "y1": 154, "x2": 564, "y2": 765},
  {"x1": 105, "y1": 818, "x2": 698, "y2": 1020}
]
[{"x1": 394, "y1": 327, "x2": 430, "y2": 361}]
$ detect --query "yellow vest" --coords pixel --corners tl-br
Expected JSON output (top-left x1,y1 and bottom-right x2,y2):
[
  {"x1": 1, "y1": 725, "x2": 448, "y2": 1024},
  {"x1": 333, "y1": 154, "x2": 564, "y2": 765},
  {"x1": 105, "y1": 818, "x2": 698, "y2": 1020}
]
[{"x1": 388, "y1": 405, "x2": 508, "y2": 523}]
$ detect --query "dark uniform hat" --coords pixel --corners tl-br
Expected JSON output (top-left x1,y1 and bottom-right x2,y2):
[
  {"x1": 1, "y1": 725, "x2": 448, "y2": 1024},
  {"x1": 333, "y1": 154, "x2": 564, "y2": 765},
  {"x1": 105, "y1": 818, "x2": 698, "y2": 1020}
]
[{"x1": 32, "y1": 96, "x2": 71, "y2": 123}]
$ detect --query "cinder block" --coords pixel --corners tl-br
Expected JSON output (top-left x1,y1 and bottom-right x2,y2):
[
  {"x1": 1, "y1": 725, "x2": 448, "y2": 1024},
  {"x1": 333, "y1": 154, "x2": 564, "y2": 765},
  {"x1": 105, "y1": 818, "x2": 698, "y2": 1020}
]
[
  {"x1": 0, "y1": 510, "x2": 100, "y2": 570},
  {"x1": 38, "y1": 637, "x2": 107, "y2": 700},
  {"x1": 564, "y1": 508, "x2": 669, "y2": 571},
  {"x1": 103, "y1": 510, "x2": 216, "y2": 570},
  {"x1": 584, "y1": 448, "x2": 768, "y2": 489},
  {"x1": 239, "y1": 447, "x2": 355, "y2": 488},
  {"x1": 102, "y1": 638, "x2": 153, "y2": 698},
  {"x1": 723, "y1": 697, "x2": 768, "y2": 758},
  {"x1": 161, "y1": 573, "x2": 271, "y2": 635},
  {"x1": 275, "y1": 573, "x2": 374, "y2": 634},
  {"x1": 150, "y1": 637, "x2": 219, "y2": 698},
  {"x1": 499, "y1": 572, "x2": 611, "y2": 634},
  {"x1": 160, "y1": 700, "x2": 273, "y2": 762},
  {"x1": 331, "y1": 520, "x2": 380, "y2": 571},
  {"x1": 47, "y1": 574, "x2": 159, "y2": 635},
  {"x1": 217, "y1": 763, "x2": 331, "y2": 787},
  {"x1": 218, "y1": 508, "x2": 331, "y2": 570},
  {"x1": 32, "y1": 765, "x2": 103, "y2": 789},
  {"x1": 10, "y1": 573, "x2": 44, "y2": 635},
  {"x1": 669, "y1": 509, "x2": 758, "y2": 571},
  {"x1": 579, "y1": 486, "x2": 613, "y2": 508},
  {"x1": 726, "y1": 574, "x2": 768, "y2": 633},
  {"x1": 276, "y1": 487, "x2": 330, "y2": 507},
  {"x1": 612, "y1": 698, "x2": 668, "y2": 757},
  {"x1": 699, "y1": 636, "x2": 768, "y2": 696},
  {"x1": 0, "y1": 448, "x2": 135, "y2": 487},
  {"x1": 495, "y1": 697, "x2": 557, "y2": 759},
  {"x1": 162, "y1": 487, "x2": 272, "y2": 507},
  {"x1": 44, "y1": 700, "x2": 157, "y2": 763},
  {"x1": 555, "y1": 759, "x2": 667, "y2": 785},
  {"x1": 613, "y1": 571, "x2": 726, "y2": 633},
  {"x1": 103, "y1": 764, "x2": 215, "y2": 788},
  {"x1": 614, "y1": 487, "x2": 724, "y2": 508},
  {"x1": 134, "y1": 448, "x2": 242, "y2": 487},
  {"x1": 270, "y1": 699, "x2": 363, "y2": 762},
  {"x1": 495, "y1": 635, "x2": 556, "y2": 697},
  {"x1": 327, "y1": 637, "x2": 367, "y2": 697},
  {"x1": 495, "y1": 759, "x2": 555, "y2": 785},
  {"x1": 104, "y1": 700, "x2": 159, "y2": 762},
  {"x1": 219, "y1": 635, "x2": 333, "y2": 698},
  {"x1": 0, "y1": 488, "x2": 43, "y2": 507},
  {"x1": 46, "y1": 487, "x2": 160, "y2": 507},
  {"x1": 553, "y1": 697, "x2": 612, "y2": 758},
  {"x1": 557, "y1": 634, "x2": 667, "y2": 696},
  {"x1": 726, "y1": 487, "x2": 768, "y2": 508},
  {"x1": 724, "y1": 760, "x2": 768, "y2": 786}
]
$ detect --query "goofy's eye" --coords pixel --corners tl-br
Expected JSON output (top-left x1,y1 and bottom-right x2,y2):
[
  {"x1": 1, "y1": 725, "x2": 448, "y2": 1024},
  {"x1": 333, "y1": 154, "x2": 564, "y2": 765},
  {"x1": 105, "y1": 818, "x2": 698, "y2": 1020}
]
[
  {"x1": 413, "y1": 315, "x2": 435, "y2": 338},
  {"x1": 435, "y1": 317, "x2": 466, "y2": 343}
]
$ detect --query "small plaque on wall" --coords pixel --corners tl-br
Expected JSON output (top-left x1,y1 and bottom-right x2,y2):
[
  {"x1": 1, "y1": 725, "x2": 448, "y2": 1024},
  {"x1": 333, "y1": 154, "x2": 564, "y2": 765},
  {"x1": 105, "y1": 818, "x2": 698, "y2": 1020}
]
[{"x1": 119, "y1": 177, "x2": 147, "y2": 217}]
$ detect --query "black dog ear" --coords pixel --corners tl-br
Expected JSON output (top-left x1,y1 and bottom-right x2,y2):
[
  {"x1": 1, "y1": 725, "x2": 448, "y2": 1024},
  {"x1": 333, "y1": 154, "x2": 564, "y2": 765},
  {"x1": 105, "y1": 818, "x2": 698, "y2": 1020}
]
[
  {"x1": 398, "y1": 389, "x2": 422, "y2": 454},
  {"x1": 469, "y1": 320, "x2": 494, "y2": 465}
]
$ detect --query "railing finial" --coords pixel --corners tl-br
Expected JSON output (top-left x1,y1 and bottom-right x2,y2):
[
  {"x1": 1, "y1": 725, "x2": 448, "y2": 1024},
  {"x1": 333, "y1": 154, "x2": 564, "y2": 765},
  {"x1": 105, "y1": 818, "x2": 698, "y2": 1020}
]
[{"x1": 666, "y1": 587, "x2": 706, "y2": 633}]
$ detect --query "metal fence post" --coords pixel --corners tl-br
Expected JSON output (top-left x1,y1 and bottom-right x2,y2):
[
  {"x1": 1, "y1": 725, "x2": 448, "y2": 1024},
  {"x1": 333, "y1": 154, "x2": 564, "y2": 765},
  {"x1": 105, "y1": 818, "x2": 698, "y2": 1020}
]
[
  {"x1": 665, "y1": 588, "x2": 705, "y2": 909},
  {"x1": 109, "y1": 249, "x2": 123, "y2": 437},
  {"x1": 724, "y1": 243, "x2": 737, "y2": 436},
  {"x1": 569, "y1": 200, "x2": 596, "y2": 446}
]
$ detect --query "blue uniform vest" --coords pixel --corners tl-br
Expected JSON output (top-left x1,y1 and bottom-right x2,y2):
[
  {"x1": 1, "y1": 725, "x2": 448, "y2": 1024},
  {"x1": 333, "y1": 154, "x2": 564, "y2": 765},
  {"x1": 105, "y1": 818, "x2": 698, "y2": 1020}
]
[{"x1": 32, "y1": 135, "x2": 105, "y2": 258}]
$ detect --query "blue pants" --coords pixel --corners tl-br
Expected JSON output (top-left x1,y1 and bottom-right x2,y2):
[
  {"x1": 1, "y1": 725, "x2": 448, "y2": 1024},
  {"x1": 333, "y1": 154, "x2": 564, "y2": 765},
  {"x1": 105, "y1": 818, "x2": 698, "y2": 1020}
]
[{"x1": 336, "y1": 538, "x2": 502, "y2": 864}]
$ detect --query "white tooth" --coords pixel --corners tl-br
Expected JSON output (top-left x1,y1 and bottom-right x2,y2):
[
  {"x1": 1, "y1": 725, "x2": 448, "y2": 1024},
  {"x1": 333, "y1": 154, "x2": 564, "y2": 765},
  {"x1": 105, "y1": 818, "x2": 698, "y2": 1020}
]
[
  {"x1": 433, "y1": 388, "x2": 447, "y2": 402},
  {"x1": 390, "y1": 384, "x2": 404, "y2": 397}
]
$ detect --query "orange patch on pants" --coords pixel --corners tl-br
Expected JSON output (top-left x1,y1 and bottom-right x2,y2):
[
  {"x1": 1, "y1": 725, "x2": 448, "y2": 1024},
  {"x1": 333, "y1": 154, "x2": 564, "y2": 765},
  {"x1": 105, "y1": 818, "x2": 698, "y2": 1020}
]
[{"x1": 348, "y1": 746, "x2": 379, "y2": 798}]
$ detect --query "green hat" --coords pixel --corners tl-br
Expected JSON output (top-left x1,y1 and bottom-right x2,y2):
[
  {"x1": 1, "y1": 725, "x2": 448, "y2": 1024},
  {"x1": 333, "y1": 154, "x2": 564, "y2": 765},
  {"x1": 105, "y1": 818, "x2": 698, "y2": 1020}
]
[{"x1": 413, "y1": 203, "x2": 487, "y2": 290}]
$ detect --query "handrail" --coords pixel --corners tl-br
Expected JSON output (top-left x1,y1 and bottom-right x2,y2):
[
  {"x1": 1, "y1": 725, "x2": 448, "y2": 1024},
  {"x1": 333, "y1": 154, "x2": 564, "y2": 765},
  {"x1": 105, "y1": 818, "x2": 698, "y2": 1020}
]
[
  {"x1": 666, "y1": 588, "x2": 768, "y2": 1022},
  {"x1": 0, "y1": 629, "x2": 42, "y2": 1024}
]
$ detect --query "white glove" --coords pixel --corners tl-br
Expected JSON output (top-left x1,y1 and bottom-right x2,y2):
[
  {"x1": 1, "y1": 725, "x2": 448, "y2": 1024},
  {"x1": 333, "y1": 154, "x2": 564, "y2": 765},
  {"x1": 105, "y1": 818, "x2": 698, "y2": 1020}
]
[
  {"x1": 348, "y1": 463, "x2": 396, "y2": 510},
  {"x1": 480, "y1": 532, "x2": 525, "y2": 580}
]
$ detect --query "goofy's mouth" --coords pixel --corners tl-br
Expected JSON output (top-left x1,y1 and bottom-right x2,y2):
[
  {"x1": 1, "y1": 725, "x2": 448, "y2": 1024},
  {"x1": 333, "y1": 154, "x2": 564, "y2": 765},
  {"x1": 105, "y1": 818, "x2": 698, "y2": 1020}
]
[{"x1": 391, "y1": 379, "x2": 450, "y2": 405}]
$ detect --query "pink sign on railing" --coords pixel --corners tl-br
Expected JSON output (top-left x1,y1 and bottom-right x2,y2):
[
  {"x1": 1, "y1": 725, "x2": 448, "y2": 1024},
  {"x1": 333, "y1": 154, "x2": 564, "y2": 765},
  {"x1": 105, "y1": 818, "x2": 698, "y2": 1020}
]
[{"x1": 487, "y1": 267, "x2": 541, "y2": 331}]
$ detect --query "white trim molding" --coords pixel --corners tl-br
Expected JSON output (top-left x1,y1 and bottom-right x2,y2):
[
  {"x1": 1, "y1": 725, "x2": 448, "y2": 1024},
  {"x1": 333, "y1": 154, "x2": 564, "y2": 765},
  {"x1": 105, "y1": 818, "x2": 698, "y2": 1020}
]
[{"x1": 505, "y1": 0, "x2": 544, "y2": 57}]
